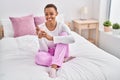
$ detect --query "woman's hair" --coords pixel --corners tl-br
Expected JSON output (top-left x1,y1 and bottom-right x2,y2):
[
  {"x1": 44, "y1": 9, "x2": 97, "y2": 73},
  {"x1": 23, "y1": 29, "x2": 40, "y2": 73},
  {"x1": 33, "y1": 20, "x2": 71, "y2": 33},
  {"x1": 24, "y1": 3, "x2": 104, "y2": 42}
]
[{"x1": 44, "y1": 4, "x2": 57, "y2": 12}]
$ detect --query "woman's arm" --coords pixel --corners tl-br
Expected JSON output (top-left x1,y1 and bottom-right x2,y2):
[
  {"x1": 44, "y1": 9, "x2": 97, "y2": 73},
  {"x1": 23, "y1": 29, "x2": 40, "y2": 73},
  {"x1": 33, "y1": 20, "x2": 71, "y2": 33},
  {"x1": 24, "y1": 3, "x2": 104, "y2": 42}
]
[
  {"x1": 53, "y1": 23, "x2": 75, "y2": 44},
  {"x1": 42, "y1": 31, "x2": 53, "y2": 41},
  {"x1": 36, "y1": 25, "x2": 40, "y2": 35}
]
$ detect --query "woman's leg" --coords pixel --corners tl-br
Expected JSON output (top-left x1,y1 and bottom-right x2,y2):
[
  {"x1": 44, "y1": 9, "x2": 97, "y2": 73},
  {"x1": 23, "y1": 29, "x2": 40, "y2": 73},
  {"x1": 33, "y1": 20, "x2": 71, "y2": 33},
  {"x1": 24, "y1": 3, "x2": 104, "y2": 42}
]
[
  {"x1": 49, "y1": 32, "x2": 69, "y2": 78},
  {"x1": 38, "y1": 38, "x2": 48, "y2": 52},
  {"x1": 35, "y1": 51, "x2": 52, "y2": 67},
  {"x1": 52, "y1": 32, "x2": 69, "y2": 67},
  {"x1": 35, "y1": 37, "x2": 53, "y2": 66},
  {"x1": 51, "y1": 43, "x2": 68, "y2": 67}
]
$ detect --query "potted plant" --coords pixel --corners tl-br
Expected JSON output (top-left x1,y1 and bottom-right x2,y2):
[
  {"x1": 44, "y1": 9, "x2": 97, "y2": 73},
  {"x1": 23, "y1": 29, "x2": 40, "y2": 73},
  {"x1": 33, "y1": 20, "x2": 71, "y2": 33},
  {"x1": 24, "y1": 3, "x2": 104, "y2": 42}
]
[
  {"x1": 103, "y1": 20, "x2": 112, "y2": 32},
  {"x1": 112, "y1": 23, "x2": 120, "y2": 35}
]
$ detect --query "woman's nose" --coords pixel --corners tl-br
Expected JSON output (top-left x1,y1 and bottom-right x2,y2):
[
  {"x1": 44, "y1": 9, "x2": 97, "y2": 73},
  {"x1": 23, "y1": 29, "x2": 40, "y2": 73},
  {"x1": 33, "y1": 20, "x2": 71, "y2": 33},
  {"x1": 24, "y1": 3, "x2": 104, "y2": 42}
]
[{"x1": 47, "y1": 15, "x2": 51, "y2": 18}]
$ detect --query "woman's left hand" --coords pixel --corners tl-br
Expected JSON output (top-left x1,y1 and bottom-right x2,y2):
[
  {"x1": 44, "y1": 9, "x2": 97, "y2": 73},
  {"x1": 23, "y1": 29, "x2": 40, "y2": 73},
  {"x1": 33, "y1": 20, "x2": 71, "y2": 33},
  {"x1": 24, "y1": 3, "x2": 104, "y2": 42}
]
[{"x1": 42, "y1": 31, "x2": 53, "y2": 41}]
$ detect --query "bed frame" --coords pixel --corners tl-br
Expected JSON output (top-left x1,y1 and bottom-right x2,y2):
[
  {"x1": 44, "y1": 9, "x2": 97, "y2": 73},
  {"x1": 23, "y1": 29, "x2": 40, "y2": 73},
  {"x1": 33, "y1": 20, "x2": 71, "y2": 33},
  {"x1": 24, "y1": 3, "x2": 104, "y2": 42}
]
[{"x1": 0, "y1": 25, "x2": 4, "y2": 39}]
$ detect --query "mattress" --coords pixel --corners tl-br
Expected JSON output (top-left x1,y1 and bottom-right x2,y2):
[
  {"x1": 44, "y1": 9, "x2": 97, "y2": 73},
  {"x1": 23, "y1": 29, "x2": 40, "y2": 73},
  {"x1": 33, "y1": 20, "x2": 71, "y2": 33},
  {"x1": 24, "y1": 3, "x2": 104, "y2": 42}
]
[{"x1": 0, "y1": 31, "x2": 120, "y2": 80}]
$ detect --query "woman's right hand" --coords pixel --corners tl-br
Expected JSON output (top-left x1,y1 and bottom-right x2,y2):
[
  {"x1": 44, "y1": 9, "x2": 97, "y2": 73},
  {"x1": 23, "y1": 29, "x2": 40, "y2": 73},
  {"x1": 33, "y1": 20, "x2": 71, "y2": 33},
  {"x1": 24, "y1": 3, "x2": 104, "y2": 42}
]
[
  {"x1": 38, "y1": 31, "x2": 43, "y2": 39},
  {"x1": 38, "y1": 30, "x2": 46, "y2": 39},
  {"x1": 36, "y1": 26, "x2": 43, "y2": 39}
]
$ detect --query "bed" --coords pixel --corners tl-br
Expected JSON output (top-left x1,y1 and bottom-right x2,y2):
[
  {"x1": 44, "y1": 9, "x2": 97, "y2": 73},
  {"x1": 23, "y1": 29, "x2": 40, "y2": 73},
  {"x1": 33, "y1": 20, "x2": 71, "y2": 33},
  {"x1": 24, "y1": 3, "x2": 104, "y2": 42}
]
[
  {"x1": 1, "y1": 16, "x2": 120, "y2": 80},
  {"x1": 0, "y1": 30, "x2": 120, "y2": 80}
]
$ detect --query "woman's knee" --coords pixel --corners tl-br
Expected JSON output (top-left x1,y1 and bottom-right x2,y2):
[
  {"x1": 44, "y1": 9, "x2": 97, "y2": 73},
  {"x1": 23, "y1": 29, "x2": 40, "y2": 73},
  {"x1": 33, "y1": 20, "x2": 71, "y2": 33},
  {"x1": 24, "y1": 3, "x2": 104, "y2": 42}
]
[
  {"x1": 35, "y1": 51, "x2": 52, "y2": 66},
  {"x1": 59, "y1": 32, "x2": 68, "y2": 36}
]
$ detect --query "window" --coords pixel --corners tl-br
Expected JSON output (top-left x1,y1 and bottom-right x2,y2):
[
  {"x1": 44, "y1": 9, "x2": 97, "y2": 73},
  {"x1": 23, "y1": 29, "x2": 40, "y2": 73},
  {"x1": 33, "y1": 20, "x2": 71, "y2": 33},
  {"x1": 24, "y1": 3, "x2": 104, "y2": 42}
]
[{"x1": 109, "y1": 0, "x2": 120, "y2": 23}]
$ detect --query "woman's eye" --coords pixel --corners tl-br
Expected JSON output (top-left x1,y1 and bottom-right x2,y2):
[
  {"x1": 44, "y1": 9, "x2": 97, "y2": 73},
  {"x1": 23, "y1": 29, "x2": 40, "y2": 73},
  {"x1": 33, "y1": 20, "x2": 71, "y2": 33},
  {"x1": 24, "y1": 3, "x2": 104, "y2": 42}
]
[
  {"x1": 50, "y1": 13, "x2": 54, "y2": 16},
  {"x1": 45, "y1": 14, "x2": 48, "y2": 16},
  {"x1": 45, "y1": 12, "x2": 55, "y2": 17}
]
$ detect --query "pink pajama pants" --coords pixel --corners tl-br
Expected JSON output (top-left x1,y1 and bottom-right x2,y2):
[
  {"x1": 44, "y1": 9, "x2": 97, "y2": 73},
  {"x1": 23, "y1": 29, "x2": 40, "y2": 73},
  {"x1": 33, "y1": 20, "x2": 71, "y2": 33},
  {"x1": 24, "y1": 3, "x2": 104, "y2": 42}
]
[{"x1": 35, "y1": 32, "x2": 69, "y2": 67}]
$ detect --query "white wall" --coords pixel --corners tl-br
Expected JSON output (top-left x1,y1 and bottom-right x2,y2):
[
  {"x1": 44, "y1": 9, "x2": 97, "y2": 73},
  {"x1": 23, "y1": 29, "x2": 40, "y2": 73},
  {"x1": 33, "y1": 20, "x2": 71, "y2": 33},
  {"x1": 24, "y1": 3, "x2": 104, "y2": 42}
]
[
  {"x1": 92, "y1": 0, "x2": 100, "y2": 19},
  {"x1": 0, "y1": 0, "x2": 95, "y2": 22},
  {"x1": 98, "y1": 0, "x2": 108, "y2": 30}
]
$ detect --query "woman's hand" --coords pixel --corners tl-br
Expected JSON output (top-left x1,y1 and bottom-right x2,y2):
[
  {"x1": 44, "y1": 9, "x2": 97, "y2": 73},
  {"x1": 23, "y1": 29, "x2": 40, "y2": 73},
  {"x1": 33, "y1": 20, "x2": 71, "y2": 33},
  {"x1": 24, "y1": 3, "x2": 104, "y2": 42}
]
[
  {"x1": 45, "y1": 34, "x2": 53, "y2": 41},
  {"x1": 37, "y1": 30, "x2": 46, "y2": 38},
  {"x1": 36, "y1": 26, "x2": 45, "y2": 39},
  {"x1": 41, "y1": 31, "x2": 53, "y2": 41},
  {"x1": 37, "y1": 29, "x2": 53, "y2": 41},
  {"x1": 38, "y1": 31, "x2": 43, "y2": 39}
]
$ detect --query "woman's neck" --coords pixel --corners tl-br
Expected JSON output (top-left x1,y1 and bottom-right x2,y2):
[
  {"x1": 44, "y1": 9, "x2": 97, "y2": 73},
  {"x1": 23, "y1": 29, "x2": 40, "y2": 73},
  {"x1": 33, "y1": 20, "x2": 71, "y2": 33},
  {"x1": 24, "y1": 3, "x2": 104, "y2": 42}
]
[{"x1": 46, "y1": 21, "x2": 57, "y2": 31}]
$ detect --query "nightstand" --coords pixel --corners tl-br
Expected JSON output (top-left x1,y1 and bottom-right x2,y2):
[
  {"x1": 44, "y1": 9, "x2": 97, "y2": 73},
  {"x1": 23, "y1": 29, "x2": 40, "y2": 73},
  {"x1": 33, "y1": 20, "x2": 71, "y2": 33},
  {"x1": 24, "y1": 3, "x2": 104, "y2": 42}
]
[
  {"x1": 65, "y1": 22, "x2": 72, "y2": 30},
  {"x1": 73, "y1": 19, "x2": 99, "y2": 45},
  {"x1": 0, "y1": 25, "x2": 4, "y2": 39}
]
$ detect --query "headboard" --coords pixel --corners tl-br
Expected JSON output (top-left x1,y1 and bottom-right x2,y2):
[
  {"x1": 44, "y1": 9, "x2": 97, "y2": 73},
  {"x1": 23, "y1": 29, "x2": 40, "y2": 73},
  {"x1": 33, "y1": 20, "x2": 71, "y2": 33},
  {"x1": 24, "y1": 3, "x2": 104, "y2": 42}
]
[{"x1": 0, "y1": 25, "x2": 4, "y2": 39}]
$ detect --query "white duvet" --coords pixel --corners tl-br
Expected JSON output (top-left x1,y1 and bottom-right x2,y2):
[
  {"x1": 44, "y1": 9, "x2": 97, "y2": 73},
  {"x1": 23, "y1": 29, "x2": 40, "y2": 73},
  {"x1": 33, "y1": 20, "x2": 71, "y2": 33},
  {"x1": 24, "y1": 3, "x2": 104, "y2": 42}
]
[{"x1": 0, "y1": 32, "x2": 120, "y2": 80}]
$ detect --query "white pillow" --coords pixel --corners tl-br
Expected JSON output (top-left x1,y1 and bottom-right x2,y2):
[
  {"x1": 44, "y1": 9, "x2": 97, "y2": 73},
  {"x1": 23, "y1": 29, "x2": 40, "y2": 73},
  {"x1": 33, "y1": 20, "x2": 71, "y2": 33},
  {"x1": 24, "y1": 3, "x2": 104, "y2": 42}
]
[{"x1": 1, "y1": 19, "x2": 14, "y2": 37}]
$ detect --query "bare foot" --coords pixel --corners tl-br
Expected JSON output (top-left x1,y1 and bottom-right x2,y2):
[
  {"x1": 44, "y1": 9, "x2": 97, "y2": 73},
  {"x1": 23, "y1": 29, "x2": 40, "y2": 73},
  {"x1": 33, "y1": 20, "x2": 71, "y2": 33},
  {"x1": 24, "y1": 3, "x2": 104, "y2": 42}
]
[{"x1": 49, "y1": 68, "x2": 57, "y2": 78}]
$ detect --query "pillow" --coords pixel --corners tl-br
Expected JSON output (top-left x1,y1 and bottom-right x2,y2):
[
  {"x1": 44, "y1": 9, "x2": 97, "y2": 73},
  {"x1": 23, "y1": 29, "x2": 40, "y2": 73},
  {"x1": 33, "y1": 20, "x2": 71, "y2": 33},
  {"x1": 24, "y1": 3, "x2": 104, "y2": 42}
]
[
  {"x1": 1, "y1": 19, "x2": 14, "y2": 37},
  {"x1": 34, "y1": 16, "x2": 46, "y2": 26},
  {"x1": 9, "y1": 15, "x2": 36, "y2": 37}
]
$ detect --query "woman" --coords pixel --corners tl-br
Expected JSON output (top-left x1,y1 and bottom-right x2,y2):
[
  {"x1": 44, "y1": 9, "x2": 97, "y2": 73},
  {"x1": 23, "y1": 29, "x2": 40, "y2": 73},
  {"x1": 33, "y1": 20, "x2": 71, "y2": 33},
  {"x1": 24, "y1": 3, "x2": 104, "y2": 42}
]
[{"x1": 35, "y1": 4, "x2": 75, "y2": 78}]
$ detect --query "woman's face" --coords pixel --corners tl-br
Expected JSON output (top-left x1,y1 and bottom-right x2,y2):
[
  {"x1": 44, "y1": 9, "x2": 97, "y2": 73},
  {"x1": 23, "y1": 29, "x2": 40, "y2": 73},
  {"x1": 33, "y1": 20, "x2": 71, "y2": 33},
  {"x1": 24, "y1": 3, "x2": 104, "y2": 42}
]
[{"x1": 44, "y1": 7, "x2": 58, "y2": 23}]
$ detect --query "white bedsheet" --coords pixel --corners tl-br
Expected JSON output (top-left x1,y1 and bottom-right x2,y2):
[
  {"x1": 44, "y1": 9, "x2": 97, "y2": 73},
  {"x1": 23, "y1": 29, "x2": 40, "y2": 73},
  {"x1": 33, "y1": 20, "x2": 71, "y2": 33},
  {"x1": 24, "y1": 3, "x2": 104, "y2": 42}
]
[{"x1": 0, "y1": 32, "x2": 120, "y2": 80}]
